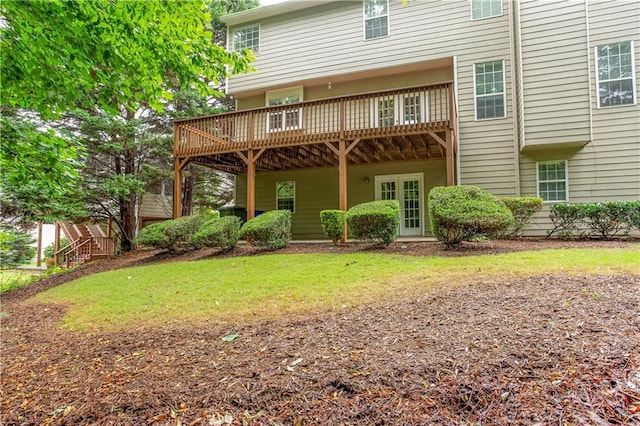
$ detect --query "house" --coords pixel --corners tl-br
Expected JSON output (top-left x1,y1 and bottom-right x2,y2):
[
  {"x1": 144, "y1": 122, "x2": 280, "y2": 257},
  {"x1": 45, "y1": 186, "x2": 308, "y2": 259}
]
[{"x1": 172, "y1": 0, "x2": 639, "y2": 239}]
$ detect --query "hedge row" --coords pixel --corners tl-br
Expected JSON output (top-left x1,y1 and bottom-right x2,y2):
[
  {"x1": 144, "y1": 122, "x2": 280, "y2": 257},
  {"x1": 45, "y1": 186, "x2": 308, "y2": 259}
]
[
  {"x1": 548, "y1": 201, "x2": 640, "y2": 239},
  {"x1": 135, "y1": 210, "x2": 292, "y2": 252}
]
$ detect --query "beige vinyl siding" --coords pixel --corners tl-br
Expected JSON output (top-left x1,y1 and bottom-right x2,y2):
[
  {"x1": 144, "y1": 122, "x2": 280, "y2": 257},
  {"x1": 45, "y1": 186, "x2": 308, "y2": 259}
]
[
  {"x1": 236, "y1": 160, "x2": 446, "y2": 239},
  {"x1": 139, "y1": 194, "x2": 172, "y2": 220},
  {"x1": 518, "y1": 0, "x2": 591, "y2": 148}
]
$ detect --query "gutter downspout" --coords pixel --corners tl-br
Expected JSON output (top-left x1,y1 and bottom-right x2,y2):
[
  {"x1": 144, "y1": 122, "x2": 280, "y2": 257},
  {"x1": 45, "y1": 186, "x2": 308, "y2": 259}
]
[
  {"x1": 509, "y1": 0, "x2": 521, "y2": 196},
  {"x1": 454, "y1": 55, "x2": 461, "y2": 185}
]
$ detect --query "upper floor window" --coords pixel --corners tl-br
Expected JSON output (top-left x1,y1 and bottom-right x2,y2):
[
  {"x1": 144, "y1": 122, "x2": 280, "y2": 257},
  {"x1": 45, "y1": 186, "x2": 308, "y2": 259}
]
[
  {"x1": 537, "y1": 160, "x2": 568, "y2": 202},
  {"x1": 596, "y1": 41, "x2": 635, "y2": 107},
  {"x1": 276, "y1": 181, "x2": 295, "y2": 212},
  {"x1": 232, "y1": 24, "x2": 260, "y2": 53},
  {"x1": 471, "y1": 0, "x2": 502, "y2": 20},
  {"x1": 474, "y1": 60, "x2": 506, "y2": 120},
  {"x1": 364, "y1": 0, "x2": 389, "y2": 40}
]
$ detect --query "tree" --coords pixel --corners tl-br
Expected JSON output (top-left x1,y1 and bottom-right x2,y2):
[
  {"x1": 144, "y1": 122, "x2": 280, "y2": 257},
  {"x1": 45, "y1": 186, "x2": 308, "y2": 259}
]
[
  {"x1": 1, "y1": 0, "x2": 253, "y2": 117},
  {"x1": 0, "y1": 228, "x2": 36, "y2": 268}
]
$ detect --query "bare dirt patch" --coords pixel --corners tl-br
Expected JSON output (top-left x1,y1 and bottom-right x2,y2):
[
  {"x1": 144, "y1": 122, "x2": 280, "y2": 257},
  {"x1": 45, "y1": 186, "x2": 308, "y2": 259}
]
[{"x1": 1, "y1": 239, "x2": 639, "y2": 424}]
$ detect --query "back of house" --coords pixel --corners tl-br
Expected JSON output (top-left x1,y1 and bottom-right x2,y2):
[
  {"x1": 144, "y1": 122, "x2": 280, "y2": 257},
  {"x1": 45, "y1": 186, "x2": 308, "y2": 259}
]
[{"x1": 173, "y1": 0, "x2": 639, "y2": 239}]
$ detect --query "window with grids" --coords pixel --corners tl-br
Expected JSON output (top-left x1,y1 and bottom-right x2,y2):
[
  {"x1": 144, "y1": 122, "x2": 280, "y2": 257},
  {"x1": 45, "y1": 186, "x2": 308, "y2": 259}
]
[
  {"x1": 232, "y1": 24, "x2": 259, "y2": 53},
  {"x1": 471, "y1": 0, "x2": 502, "y2": 20},
  {"x1": 474, "y1": 60, "x2": 505, "y2": 120},
  {"x1": 537, "y1": 161, "x2": 568, "y2": 202},
  {"x1": 403, "y1": 95, "x2": 421, "y2": 123},
  {"x1": 276, "y1": 181, "x2": 295, "y2": 212},
  {"x1": 596, "y1": 41, "x2": 635, "y2": 107},
  {"x1": 364, "y1": 0, "x2": 389, "y2": 40}
]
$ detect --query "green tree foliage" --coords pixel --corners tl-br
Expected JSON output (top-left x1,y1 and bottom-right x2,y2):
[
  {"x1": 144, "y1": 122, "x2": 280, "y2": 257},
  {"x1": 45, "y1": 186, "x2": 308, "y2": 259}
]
[
  {"x1": 1, "y1": 0, "x2": 253, "y2": 116},
  {"x1": 0, "y1": 111, "x2": 87, "y2": 226},
  {"x1": 428, "y1": 186, "x2": 514, "y2": 247},
  {"x1": 0, "y1": 228, "x2": 36, "y2": 268},
  {"x1": 209, "y1": 0, "x2": 260, "y2": 46}
]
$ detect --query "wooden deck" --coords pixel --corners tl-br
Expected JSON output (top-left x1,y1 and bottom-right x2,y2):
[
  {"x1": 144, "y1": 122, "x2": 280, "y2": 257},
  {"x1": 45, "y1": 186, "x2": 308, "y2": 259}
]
[{"x1": 173, "y1": 82, "x2": 457, "y2": 221}]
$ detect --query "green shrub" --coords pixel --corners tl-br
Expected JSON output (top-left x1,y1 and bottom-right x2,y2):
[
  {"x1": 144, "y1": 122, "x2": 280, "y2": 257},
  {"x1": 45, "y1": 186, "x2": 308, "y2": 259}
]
[
  {"x1": 240, "y1": 210, "x2": 291, "y2": 250},
  {"x1": 43, "y1": 237, "x2": 70, "y2": 262},
  {"x1": 547, "y1": 203, "x2": 587, "y2": 239},
  {"x1": 629, "y1": 201, "x2": 640, "y2": 231},
  {"x1": 0, "y1": 228, "x2": 36, "y2": 268},
  {"x1": 135, "y1": 214, "x2": 208, "y2": 251},
  {"x1": 547, "y1": 200, "x2": 640, "y2": 239},
  {"x1": 428, "y1": 185, "x2": 514, "y2": 247},
  {"x1": 320, "y1": 210, "x2": 346, "y2": 245},
  {"x1": 193, "y1": 216, "x2": 241, "y2": 252},
  {"x1": 346, "y1": 200, "x2": 400, "y2": 247},
  {"x1": 499, "y1": 197, "x2": 543, "y2": 238},
  {"x1": 584, "y1": 201, "x2": 632, "y2": 239}
]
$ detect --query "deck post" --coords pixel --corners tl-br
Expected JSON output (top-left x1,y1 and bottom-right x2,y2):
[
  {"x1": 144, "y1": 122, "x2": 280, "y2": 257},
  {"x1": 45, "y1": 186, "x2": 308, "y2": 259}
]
[
  {"x1": 173, "y1": 157, "x2": 183, "y2": 218},
  {"x1": 338, "y1": 140, "x2": 348, "y2": 243},
  {"x1": 54, "y1": 222, "x2": 60, "y2": 266},
  {"x1": 247, "y1": 150, "x2": 256, "y2": 221},
  {"x1": 446, "y1": 130, "x2": 455, "y2": 186},
  {"x1": 36, "y1": 220, "x2": 43, "y2": 267}
]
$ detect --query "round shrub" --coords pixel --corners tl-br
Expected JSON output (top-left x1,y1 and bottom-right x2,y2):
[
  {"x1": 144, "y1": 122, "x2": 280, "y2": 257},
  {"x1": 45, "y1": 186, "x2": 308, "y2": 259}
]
[
  {"x1": 346, "y1": 200, "x2": 400, "y2": 247},
  {"x1": 135, "y1": 214, "x2": 208, "y2": 251},
  {"x1": 499, "y1": 196, "x2": 543, "y2": 238},
  {"x1": 428, "y1": 185, "x2": 514, "y2": 247},
  {"x1": 193, "y1": 216, "x2": 241, "y2": 252},
  {"x1": 240, "y1": 210, "x2": 291, "y2": 250},
  {"x1": 320, "y1": 210, "x2": 345, "y2": 245}
]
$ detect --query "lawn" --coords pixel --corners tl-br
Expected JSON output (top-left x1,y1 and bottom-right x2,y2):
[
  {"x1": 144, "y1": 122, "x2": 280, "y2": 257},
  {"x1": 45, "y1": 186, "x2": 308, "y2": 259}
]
[
  {"x1": 34, "y1": 247, "x2": 640, "y2": 331},
  {"x1": 0, "y1": 270, "x2": 39, "y2": 294}
]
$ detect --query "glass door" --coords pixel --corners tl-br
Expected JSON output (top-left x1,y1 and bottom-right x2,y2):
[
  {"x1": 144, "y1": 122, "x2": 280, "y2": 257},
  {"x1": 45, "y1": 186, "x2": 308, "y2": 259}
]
[{"x1": 374, "y1": 173, "x2": 423, "y2": 236}]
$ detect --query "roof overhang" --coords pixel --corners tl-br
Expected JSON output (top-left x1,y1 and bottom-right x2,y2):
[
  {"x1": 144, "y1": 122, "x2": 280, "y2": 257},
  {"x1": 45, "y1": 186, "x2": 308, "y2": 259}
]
[{"x1": 222, "y1": 0, "x2": 341, "y2": 26}]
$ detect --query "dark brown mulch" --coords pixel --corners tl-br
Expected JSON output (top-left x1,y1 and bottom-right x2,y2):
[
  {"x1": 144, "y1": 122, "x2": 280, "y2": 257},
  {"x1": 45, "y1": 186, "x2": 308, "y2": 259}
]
[{"x1": 1, "y1": 240, "x2": 639, "y2": 425}]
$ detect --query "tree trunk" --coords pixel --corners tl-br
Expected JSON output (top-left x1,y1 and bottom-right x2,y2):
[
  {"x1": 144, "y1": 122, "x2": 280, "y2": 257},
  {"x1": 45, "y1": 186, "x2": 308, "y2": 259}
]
[
  {"x1": 181, "y1": 166, "x2": 195, "y2": 217},
  {"x1": 119, "y1": 148, "x2": 137, "y2": 252}
]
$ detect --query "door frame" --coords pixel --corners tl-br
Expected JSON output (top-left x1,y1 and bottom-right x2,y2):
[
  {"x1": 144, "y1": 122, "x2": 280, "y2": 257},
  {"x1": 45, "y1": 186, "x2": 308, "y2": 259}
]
[{"x1": 374, "y1": 172, "x2": 425, "y2": 236}]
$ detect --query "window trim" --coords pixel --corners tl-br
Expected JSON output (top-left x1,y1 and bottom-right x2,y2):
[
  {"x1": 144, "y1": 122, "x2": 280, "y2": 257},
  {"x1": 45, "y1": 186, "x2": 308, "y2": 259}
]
[
  {"x1": 232, "y1": 23, "x2": 260, "y2": 53},
  {"x1": 594, "y1": 40, "x2": 636, "y2": 108},
  {"x1": 369, "y1": 92, "x2": 428, "y2": 127},
  {"x1": 536, "y1": 160, "x2": 569, "y2": 203},
  {"x1": 473, "y1": 60, "x2": 507, "y2": 121},
  {"x1": 470, "y1": 0, "x2": 503, "y2": 21},
  {"x1": 276, "y1": 181, "x2": 295, "y2": 213},
  {"x1": 363, "y1": 0, "x2": 390, "y2": 41},
  {"x1": 265, "y1": 86, "x2": 304, "y2": 133}
]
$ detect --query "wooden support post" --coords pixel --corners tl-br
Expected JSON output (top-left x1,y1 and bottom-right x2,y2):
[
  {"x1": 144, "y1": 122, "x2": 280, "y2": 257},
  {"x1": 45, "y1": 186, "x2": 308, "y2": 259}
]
[
  {"x1": 173, "y1": 157, "x2": 183, "y2": 219},
  {"x1": 338, "y1": 140, "x2": 348, "y2": 243},
  {"x1": 446, "y1": 130, "x2": 455, "y2": 186},
  {"x1": 246, "y1": 150, "x2": 256, "y2": 221},
  {"x1": 36, "y1": 221, "x2": 43, "y2": 267},
  {"x1": 54, "y1": 222, "x2": 60, "y2": 266}
]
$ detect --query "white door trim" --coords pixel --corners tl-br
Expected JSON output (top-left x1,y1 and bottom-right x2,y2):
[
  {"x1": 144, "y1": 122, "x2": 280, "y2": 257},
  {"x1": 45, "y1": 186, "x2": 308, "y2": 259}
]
[{"x1": 374, "y1": 172, "x2": 425, "y2": 236}]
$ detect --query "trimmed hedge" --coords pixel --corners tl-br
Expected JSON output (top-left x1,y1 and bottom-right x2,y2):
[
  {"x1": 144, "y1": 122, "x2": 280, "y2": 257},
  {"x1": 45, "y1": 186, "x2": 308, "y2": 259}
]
[
  {"x1": 134, "y1": 214, "x2": 208, "y2": 250},
  {"x1": 320, "y1": 210, "x2": 346, "y2": 245},
  {"x1": 499, "y1": 196, "x2": 543, "y2": 238},
  {"x1": 240, "y1": 210, "x2": 291, "y2": 250},
  {"x1": 193, "y1": 216, "x2": 241, "y2": 252},
  {"x1": 428, "y1": 185, "x2": 514, "y2": 247},
  {"x1": 346, "y1": 200, "x2": 400, "y2": 247},
  {"x1": 548, "y1": 200, "x2": 640, "y2": 239}
]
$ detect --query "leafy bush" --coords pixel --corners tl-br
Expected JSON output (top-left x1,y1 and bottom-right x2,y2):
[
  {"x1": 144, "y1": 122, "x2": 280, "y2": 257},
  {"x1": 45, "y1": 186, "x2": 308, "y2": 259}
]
[
  {"x1": 428, "y1": 185, "x2": 514, "y2": 247},
  {"x1": 499, "y1": 197, "x2": 543, "y2": 238},
  {"x1": 193, "y1": 216, "x2": 241, "y2": 252},
  {"x1": 43, "y1": 237, "x2": 69, "y2": 259},
  {"x1": 548, "y1": 200, "x2": 640, "y2": 239},
  {"x1": 346, "y1": 200, "x2": 400, "y2": 247},
  {"x1": 0, "y1": 228, "x2": 36, "y2": 268},
  {"x1": 135, "y1": 214, "x2": 208, "y2": 251},
  {"x1": 240, "y1": 210, "x2": 291, "y2": 250},
  {"x1": 320, "y1": 210, "x2": 346, "y2": 245}
]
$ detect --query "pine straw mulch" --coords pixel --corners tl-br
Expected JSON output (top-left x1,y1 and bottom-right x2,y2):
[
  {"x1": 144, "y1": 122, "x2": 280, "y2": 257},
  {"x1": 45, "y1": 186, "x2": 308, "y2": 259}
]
[{"x1": 1, "y1": 239, "x2": 639, "y2": 425}]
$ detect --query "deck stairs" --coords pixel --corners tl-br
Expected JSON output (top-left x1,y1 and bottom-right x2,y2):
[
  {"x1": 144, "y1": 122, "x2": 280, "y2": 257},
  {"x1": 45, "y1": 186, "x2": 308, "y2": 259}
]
[{"x1": 55, "y1": 221, "x2": 115, "y2": 267}]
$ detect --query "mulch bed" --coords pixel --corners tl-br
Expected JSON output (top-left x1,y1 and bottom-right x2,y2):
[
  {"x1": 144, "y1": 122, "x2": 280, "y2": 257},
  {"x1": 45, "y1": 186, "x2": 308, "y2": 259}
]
[{"x1": 1, "y1": 239, "x2": 639, "y2": 425}]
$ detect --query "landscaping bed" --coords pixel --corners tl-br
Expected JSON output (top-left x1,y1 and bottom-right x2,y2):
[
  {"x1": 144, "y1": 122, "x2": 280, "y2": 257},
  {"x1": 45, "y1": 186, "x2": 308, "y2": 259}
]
[{"x1": 1, "y1": 239, "x2": 639, "y2": 424}]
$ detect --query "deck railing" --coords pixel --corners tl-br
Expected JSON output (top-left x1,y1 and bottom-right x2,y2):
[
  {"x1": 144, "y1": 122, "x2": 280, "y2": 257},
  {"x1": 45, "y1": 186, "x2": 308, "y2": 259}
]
[{"x1": 175, "y1": 82, "x2": 454, "y2": 157}]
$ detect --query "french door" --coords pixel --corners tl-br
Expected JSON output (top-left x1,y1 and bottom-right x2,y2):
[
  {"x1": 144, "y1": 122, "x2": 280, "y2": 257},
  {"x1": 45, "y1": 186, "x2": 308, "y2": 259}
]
[{"x1": 374, "y1": 173, "x2": 424, "y2": 236}]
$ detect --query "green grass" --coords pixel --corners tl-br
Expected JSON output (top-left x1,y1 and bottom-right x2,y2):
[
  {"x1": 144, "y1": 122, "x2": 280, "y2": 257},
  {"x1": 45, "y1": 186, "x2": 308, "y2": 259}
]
[
  {"x1": 32, "y1": 247, "x2": 640, "y2": 331},
  {"x1": 0, "y1": 270, "x2": 39, "y2": 294}
]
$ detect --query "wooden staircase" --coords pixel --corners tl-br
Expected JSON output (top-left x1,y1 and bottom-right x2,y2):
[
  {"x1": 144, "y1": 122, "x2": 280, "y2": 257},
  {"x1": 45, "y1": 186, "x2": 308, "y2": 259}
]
[{"x1": 55, "y1": 221, "x2": 116, "y2": 268}]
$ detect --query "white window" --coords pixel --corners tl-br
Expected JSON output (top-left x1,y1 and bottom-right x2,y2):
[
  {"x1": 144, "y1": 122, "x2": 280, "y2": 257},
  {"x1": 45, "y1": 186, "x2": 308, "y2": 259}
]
[
  {"x1": 471, "y1": 0, "x2": 502, "y2": 20},
  {"x1": 595, "y1": 41, "x2": 636, "y2": 107},
  {"x1": 266, "y1": 87, "x2": 303, "y2": 132},
  {"x1": 232, "y1": 24, "x2": 260, "y2": 53},
  {"x1": 537, "y1": 160, "x2": 568, "y2": 202},
  {"x1": 371, "y1": 93, "x2": 427, "y2": 127},
  {"x1": 474, "y1": 60, "x2": 506, "y2": 120},
  {"x1": 276, "y1": 181, "x2": 295, "y2": 212},
  {"x1": 364, "y1": 0, "x2": 389, "y2": 40}
]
